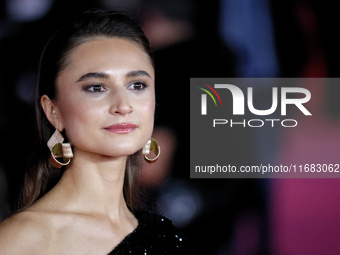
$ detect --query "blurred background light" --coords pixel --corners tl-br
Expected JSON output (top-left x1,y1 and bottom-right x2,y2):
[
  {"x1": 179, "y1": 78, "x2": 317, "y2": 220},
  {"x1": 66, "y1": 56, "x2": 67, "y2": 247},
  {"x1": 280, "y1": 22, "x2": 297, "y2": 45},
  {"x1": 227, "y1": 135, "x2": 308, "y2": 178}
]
[
  {"x1": 6, "y1": 0, "x2": 54, "y2": 22},
  {"x1": 156, "y1": 179, "x2": 203, "y2": 228}
]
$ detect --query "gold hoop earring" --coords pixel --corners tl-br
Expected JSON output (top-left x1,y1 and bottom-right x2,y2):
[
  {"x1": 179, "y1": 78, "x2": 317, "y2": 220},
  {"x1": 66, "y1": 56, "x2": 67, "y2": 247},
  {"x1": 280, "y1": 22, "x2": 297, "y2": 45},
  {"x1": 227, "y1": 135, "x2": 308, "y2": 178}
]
[
  {"x1": 47, "y1": 130, "x2": 73, "y2": 168},
  {"x1": 50, "y1": 143, "x2": 72, "y2": 168},
  {"x1": 142, "y1": 138, "x2": 160, "y2": 162}
]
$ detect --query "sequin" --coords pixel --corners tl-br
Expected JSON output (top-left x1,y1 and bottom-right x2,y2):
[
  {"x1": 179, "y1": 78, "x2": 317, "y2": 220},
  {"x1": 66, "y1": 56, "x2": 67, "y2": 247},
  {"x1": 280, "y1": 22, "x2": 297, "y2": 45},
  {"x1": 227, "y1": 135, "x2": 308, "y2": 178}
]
[{"x1": 108, "y1": 211, "x2": 192, "y2": 255}]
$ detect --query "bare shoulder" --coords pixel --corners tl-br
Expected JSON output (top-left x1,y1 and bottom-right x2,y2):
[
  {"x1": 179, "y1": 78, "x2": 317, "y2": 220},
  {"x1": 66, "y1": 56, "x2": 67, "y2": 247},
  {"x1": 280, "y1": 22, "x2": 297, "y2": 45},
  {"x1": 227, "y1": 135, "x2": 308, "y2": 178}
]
[{"x1": 0, "y1": 210, "x2": 50, "y2": 254}]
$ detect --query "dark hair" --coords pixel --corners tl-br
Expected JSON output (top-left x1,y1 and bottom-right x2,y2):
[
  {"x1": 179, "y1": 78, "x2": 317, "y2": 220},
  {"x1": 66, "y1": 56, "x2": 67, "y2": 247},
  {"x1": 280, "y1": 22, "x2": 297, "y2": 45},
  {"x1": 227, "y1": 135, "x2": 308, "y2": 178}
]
[{"x1": 20, "y1": 9, "x2": 154, "y2": 211}]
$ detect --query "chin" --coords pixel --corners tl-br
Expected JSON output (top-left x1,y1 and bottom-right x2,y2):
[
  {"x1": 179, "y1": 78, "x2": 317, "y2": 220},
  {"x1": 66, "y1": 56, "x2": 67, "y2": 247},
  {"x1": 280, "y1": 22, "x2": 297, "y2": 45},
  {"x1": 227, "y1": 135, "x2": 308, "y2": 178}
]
[{"x1": 101, "y1": 144, "x2": 143, "y2": 158}]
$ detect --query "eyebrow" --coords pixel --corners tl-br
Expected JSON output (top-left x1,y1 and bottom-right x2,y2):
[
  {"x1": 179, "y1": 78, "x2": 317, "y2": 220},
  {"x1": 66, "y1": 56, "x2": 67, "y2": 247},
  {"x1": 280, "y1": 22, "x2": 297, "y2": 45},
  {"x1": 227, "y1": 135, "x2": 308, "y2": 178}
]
[
  {"x1": 76, "y1": 70, "x2": 151, "y2": 82},
  {"x1": 76, "y1": 72, "x2": 109, "y2": 82},
  {"x1": 126, "y1": 70, "x2": 152, "y2": 79}
]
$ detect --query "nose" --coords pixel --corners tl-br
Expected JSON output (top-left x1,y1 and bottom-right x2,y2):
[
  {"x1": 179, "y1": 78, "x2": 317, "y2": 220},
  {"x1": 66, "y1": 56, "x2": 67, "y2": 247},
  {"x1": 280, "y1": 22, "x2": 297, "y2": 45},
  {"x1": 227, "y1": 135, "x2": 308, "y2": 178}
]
[{"x1": 109, "y1": 88, "x2": 133, "y2": 116}]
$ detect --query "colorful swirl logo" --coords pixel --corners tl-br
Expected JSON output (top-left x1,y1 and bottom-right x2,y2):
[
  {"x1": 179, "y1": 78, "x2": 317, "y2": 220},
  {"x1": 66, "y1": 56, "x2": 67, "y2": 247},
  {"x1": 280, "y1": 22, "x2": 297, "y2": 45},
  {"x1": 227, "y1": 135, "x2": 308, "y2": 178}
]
[{"x1": 198, "y1": 83, "x2": 223, "y2": 115}]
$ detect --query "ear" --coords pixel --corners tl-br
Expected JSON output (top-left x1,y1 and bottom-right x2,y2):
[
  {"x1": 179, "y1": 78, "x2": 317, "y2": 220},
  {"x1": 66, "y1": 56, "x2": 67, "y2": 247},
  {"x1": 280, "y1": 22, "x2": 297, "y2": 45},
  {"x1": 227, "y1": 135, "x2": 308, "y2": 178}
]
[{"x1": 40, "y1": 95, "x2": 64, "y2": 131}]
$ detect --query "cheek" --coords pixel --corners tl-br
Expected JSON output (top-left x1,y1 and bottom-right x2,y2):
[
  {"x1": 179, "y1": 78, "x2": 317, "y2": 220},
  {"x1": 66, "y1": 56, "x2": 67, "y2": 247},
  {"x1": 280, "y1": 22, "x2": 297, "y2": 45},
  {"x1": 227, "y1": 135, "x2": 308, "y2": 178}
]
[
  {"x1": 137, "y1": 97, "x2": 155, "y2": 135},
  {"x1": 59, "y1": 98, "x2": 101, "y2": 143}
]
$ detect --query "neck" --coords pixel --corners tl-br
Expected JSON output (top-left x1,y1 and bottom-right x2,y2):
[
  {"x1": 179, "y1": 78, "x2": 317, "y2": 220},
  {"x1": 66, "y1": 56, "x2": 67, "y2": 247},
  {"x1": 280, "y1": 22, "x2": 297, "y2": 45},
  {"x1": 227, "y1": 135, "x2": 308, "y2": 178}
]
[{"x1": 45, "y1": 149, "x2": 132, "y2": 220}]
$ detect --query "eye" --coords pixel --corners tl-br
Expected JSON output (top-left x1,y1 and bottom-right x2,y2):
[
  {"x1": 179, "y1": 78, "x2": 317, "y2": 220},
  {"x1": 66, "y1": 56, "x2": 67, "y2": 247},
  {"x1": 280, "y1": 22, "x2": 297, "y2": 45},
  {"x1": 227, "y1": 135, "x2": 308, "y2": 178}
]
[
  {"x1": 128, "y1": 82, "x2": 146, "y2": 91},
  {"x1": 84, "y1": 84, "x2": 107, "y2": 92}
]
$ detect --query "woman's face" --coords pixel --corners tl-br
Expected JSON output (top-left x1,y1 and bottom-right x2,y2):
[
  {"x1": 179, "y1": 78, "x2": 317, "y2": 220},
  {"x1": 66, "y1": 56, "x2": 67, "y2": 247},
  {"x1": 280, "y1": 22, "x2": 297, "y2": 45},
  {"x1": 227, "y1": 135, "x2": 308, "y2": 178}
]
[{"x1": 50, "y1": 37, "x2": 155, "y2": 158}]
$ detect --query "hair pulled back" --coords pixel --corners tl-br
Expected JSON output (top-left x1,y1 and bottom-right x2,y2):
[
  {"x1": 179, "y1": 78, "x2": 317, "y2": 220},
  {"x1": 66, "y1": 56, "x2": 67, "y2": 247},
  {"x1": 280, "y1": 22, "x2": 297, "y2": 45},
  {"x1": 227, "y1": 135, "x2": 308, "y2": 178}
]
[{"x1": 20, "y1": 9, "x2": 153, "y2": 211}]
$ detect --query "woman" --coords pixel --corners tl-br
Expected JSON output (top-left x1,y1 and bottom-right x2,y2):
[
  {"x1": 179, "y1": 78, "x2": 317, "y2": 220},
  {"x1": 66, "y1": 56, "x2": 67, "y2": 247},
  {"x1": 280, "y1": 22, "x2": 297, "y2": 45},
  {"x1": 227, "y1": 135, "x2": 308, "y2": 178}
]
[{"x1": 0, "y1": 9, "x2": 190, "y2": 254}]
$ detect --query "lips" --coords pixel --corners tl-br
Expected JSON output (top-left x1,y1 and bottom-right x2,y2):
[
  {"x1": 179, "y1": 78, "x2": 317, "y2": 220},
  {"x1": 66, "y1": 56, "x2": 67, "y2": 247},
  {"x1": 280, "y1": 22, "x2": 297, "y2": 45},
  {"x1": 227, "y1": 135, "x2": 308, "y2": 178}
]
[{"x1": 104, "y1": 123, "x2": 137, "y2": 134}]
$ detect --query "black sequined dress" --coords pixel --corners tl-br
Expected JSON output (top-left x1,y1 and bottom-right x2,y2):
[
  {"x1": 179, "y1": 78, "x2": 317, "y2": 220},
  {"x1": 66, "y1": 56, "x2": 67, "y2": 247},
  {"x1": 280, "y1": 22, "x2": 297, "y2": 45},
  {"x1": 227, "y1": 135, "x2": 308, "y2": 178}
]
[{"x1": 108, "y1": 211, "x2": 192, "y2": 254}]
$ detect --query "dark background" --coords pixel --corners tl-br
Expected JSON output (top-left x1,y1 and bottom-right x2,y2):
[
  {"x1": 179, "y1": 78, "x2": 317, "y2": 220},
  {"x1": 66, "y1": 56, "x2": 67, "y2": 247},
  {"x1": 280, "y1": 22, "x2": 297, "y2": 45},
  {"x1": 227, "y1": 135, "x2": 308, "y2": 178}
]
[{"x1": 1, "y1": 0, "x2": 340, "y2": 254}]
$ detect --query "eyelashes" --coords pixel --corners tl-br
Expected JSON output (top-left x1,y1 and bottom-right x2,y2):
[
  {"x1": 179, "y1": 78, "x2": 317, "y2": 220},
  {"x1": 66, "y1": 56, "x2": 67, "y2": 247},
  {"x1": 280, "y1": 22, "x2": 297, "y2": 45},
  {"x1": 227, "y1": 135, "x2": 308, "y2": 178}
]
[
  {"x1": 83, "y1": 84, "x2": 107, "y2": 93},
  {"x1": 128, "y1": 82, "x2": 147, "y2": 91},
  {"x1": 83, "y1": 82, "x2": 148, "y2": 93}
]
